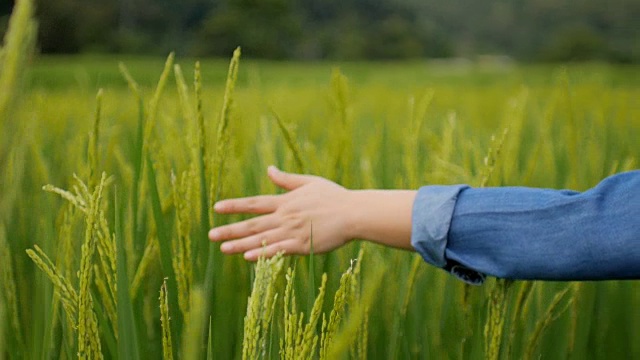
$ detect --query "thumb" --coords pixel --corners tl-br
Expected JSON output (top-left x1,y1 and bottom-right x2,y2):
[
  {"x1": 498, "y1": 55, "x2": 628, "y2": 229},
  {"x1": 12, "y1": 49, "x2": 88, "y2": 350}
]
[{"x1": 268, "y1": 166, "x2": 314, "y2": 191}]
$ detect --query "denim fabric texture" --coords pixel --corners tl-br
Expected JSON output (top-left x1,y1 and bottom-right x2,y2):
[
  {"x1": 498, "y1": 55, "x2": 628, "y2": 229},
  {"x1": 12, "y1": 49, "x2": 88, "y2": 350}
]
[{"x1": 411, "y1": 171, "x2": 640, "y2": 284}]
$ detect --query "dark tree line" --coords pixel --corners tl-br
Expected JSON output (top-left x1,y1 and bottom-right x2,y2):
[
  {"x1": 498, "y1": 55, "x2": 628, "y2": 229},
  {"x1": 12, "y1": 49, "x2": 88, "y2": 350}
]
[{"x1": 1, "y1": 0, "x2": 638, "y2": 61}]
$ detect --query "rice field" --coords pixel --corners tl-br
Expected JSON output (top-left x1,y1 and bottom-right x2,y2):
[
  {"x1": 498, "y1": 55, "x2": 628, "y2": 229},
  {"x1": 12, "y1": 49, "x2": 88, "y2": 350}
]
[{"x1": 1, "y1": 1, "x2": 640, "y2": 359}]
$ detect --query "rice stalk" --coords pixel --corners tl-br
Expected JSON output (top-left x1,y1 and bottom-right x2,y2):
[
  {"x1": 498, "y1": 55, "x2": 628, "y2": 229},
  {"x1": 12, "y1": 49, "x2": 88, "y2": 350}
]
[
  {"x1": 26, "y1": 244, "x2": 78, "y2": 326},
  {"x1": 203, "y1": 47, "x2": 241, "y2": 346},
  {"x1": 118, "y1": 63, "x2": 142, "y2": 102},
  {"x1": 506, "y1": 281, "x2": 535, "y2": 357},
  {"x1": 193, "y1": 61, "x2": 211, "y2": 286},
  {"x1": 389, "y1": 254, "x2": 422, "y2": 359},
  {"x1": 145, "y1": 53, "x2": 175, "y2": 150},
  {"x1": 0, "y1": 0, "x2": 36, "y2": 129},
  {"x1": 466, "y1": 124, "x2": 510, "y2": 359},
  {"x1": 173, "y1": 64, "x2": 195, "y2": 127},
  {"x1": 270, "y1": 107, "x2": 305, "y2": 173},
  {"x1": 524, "y1": 286, "x2": 574, "y2": 360},
  {"x1": 94, "y1": 265, "x2": 117, "y2": 338},
  {"x1": 484, "y1": 279, "x2": 514, "y2": 360},
  {"x1": 297, "y1": 274, "x2": 327, "y2": 359},
  {"x1": 242, "y1": 252, "x2": 284, "y2": 360},
  {"x1": 501, "y1": 88, "x2": 529, "y2": 183},
  {"x1": 88, "y1": 89, "x2": 104, "y2": 186},
  {"x1": 320, "y1": 261, "x2": 355, "y2": 359},
  {"x1": 146, "y1": 150, "x2": 183, "y2": 347},
  {"x1": 328, "y1": 69, "x2": 352, "y2": 183},
  {"x1": 171, "y1": 169, "x2": 194, "y2": 318},
  {"x1": 114, "y1": 186, "x2": 141, "y2": 360},
  {"x1": 160, "y1": 279, "x2": 174, "y2": 360},
  {"x1": 96, "y1": 214, "x2": 117, "y2": 304},
  {"x1": 0, "y1": 223, "x2": 24, "y2": 351},
  {"x1": 77, "y1": 173, "x2": 108, "y2": 359},
  {"x1": 326, "y1": 254, "x2": 384, "y2": 359},
  {"x1": 130, "y1": 231, "x2": 159, "y2": 298},
  {"x1": 42, "y1": 184, "x2": 88, "y2": 213},
  {"x1": 281, "y1": 267, "x2": 297, "y2": 360},
  {"x1": 349, "y1": 248, "x2": 366, "y2": 360},
  {"x1": 209, "y1": 47, "x2": 241, "y2": 223},
  {"x1": 258, "y1": 117, "x2": 277, "y2": 188},
  {"x1": 566, "y1": 283, "x2": 582, "y2": 359},
  {"x1": 181, "y1": 288, "x2": 206, "y2": 360},
  {"x1": 0, "y1": 285, "x2": 5, "y2": 360},
  {"x1": 480, "y1": 127, "x2": 510, "y2": 188},
  {"x1": 403, "y1": 90, "x2": 434, "y2": 188}
]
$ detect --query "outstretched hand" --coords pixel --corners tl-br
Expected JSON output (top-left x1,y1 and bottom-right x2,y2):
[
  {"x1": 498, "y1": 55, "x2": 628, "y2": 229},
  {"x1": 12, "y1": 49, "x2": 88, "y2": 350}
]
[
  {"x1": 209, "y1": 166, "x2": 417, "y2": 261},
  {"x1": 209, "y1": 166, "x2": 356, "y2": 260}
]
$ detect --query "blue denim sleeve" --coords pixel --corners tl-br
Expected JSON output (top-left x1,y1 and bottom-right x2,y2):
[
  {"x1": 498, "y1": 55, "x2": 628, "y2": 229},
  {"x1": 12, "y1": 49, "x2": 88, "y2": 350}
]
[{"x1": 411, "y1": 171, "x2": 640, "y2": 283}]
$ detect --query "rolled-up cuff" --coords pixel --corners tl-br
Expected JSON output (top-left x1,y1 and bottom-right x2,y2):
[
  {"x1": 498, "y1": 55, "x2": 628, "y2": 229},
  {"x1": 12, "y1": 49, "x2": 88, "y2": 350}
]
[{"x1": 411, "y1": 185, "x2": 485, "y2": 285}]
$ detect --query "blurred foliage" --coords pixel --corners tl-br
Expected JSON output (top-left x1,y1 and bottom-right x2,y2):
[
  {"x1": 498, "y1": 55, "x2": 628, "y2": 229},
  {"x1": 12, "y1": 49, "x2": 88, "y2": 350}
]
[{"x1": 0, "y1": 0, "x2": 639, "y2": 59}]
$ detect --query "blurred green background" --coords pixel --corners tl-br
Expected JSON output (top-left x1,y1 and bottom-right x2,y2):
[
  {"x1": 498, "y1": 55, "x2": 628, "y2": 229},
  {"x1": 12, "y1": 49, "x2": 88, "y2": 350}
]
[{"x1": 1, "y1": 0, "x2": 639, "y2": 62}]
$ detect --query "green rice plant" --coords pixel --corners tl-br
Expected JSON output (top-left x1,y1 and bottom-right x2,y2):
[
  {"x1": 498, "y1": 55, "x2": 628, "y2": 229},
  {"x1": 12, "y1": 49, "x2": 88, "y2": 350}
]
[
  {"x1": 320, "y1": 260, "x2": 356, "y2": 359},
  {"x1": 171, "y1": 169, "x2": 194, "y2": 319},
  {"x1": 0, "y1": 223, "x2": 24, "y2": 353},
  {"x1": 26, "y1": 244, "x2": 79, "y2": 331},
  {"x1": 243, "y1": 252, "x2": 285, "y2": 359},
  {"x1": 115, "y1": 187, "x2": 141, "y2": 360},
  {"x1": 327, "y1": 251, "x2": 384, "y2": 359},
  {"x1": 77, "y1": 173, "x2": 109, "y2": 359},
  {"x1": 147, "y1": 152, "x2": 182, "y2": 346},
  {"x1": 181, "y1": 288, "x2": 206, "y2": 360},
  {"x1": 193, "y1": 61, "x2": 211, "y2": 279},
  {"x1": 160, "y1": 279, "x2": 174, "y2": 360},
  {"x1": 88, "y1": 89, "x2": 104, "y2": 186},
  {"x1": 403, "y1": 90, "x2": 434, "y2": 188},
  {"x1": 484, "y1": 279, "x2": 514, "y2": 360},
  {"x1": 270, "y1": 108, "x2": 306, "y2": 173},
  {"x1": 0, "y1": 0, "x2": 35, "y2": 130},
  {"x1": 0, "y1": 285, "x2": 5, "y2": 360},
  {"x1": 506, "y1": 281, "x2": 535, "y2": 357},
  {"x1": 130, "y1": 231, "x2": 160, "y2": 298},
  {"x1": 524, "y1": 286, "x2": 574, "y2": 360},
  {"x1": 280, "y1": 267, "x2": 328, "y2": 360},
  {"x1": 203, "y1": 47, "x2": 241, "y2": 347},
  {"x1": 388, "y1": 254, "x2": 422, "y2": 359},
  {"x1": 327, "y1": 69, "x2": 352, "y2": 184}
]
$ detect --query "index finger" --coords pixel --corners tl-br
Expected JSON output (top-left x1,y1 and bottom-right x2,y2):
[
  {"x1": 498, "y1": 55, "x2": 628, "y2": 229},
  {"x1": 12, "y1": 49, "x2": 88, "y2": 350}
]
[{"x1": 214, "y1": 195, "x2": 280, "y2": 214}]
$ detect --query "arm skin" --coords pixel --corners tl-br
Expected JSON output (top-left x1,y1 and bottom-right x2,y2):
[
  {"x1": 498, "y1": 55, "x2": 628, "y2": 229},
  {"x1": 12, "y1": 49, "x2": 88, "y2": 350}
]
[
  {"x1": 210, "y1": 168, "x2": 640, "y2": 282},
  {"x1": 208, "y1": 166, "x2": 416, "y2": 261}
]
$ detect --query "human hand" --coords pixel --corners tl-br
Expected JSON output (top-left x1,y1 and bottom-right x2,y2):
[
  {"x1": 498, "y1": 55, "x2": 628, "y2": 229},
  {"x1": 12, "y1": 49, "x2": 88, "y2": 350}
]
[{"x1": 208, "y1": 166, "x2": 357, "y2": 260}]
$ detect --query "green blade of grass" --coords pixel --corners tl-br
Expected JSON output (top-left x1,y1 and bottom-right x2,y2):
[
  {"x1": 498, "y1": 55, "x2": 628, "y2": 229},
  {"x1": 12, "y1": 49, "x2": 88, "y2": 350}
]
[
  {"x1": 202, "y1": 47, "x2": 241, "y2": 351},
  {"x1": 146, "y1": 152, "x2": 181, "y2": 358},
  {"x1": 115, "y1": 187, "x2": 140, "y2": 360},
  {"x1": 270, "y1": 107, "x2": 305, "y2": 173},
  {"x1": 308, "y1": 223, "x2": 315, "y2": 312}
]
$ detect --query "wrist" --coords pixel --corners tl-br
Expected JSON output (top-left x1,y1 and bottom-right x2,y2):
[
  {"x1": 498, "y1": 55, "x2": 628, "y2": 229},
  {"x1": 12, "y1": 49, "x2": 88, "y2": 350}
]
[{"x1": 346, "y1": 190, "x2": 417, "y2": 250}]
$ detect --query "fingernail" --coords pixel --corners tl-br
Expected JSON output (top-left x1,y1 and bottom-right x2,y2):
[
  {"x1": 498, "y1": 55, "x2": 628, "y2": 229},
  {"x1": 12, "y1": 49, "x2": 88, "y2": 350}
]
[
  {"x1": 213, "y1": 202, "x2": 224, "y2": 211},
  {"x1": 220, "y1": 242, "x2": 230, "y2": 252},
  {"x1": 209, "y1": 229, "x2": 219, "y2": 240},
  {"x1": 268, "y1": 165, "x2": 279, "y2": 174},
  {"x1": 244, "y1": 251, "x2": 256, "y2": 260}
]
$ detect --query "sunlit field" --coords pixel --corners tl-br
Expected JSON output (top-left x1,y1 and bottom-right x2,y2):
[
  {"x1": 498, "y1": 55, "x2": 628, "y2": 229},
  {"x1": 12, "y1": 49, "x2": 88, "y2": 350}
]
[{"x1": 2, "y1": 2, "x2": 639, "y2": 359}]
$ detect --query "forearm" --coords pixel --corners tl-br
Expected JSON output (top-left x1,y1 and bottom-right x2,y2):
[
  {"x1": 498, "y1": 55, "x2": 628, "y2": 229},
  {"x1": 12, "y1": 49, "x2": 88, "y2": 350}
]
[{"x1": 348, "y1": 190, "x2": 417, "y2": 251}]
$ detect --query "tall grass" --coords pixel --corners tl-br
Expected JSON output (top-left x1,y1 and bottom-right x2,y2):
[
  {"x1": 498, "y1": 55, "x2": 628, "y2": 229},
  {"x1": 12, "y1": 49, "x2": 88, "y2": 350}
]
[{"x1": 1, "y1": 2, "x2": 639, "y2": 359}]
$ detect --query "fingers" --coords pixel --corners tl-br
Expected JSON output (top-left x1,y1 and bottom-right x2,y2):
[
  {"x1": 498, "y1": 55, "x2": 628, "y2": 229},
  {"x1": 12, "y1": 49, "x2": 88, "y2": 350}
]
[
  {"x1": 214, "y1": 195, "x2": 279, "y2": 214},
  {"x1": 217, "y1": 228, "x2": 284, "y2": 255},
  {"x1": 209, "y1": 214, "x2": 278, "y2": 242},
  {"x1": 267, "y1": 166, "x2": 315, "y2": 191},
  {"x1": 243, "y1": 239, "x2": 305, "y2": 261}
]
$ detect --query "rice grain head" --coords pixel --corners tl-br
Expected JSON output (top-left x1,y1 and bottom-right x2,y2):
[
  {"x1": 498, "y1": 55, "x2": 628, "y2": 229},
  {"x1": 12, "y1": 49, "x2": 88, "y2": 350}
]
[{"x1": 160, "y1": 279, "x2": 174, "y2": 360}]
